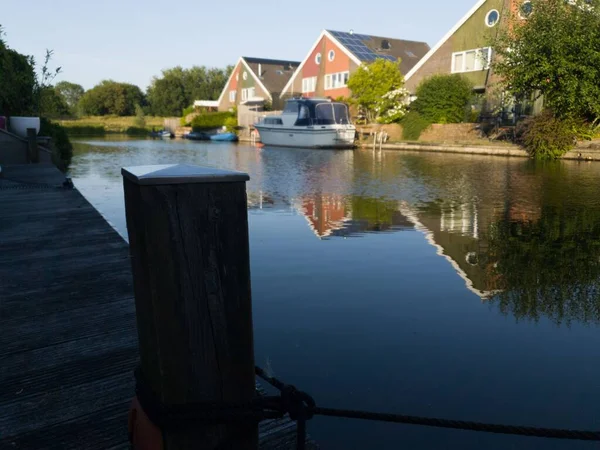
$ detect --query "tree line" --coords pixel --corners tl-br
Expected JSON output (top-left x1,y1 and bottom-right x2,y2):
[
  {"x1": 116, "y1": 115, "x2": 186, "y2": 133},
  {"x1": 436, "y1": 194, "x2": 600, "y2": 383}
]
[{"x1": 39, "y1": 65, "x2": 232, "y2": 119}]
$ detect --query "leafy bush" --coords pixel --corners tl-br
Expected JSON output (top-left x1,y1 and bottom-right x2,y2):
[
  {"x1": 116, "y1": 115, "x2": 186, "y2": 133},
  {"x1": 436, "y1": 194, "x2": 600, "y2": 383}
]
[
  {"x1": 134, "y1": 104, "x2": 146, "y2": 128},
  {"x1": 125, "y1": 126, "x2": 148, "y2": 136},
  {"x1": 40, "y1": 117, "x2": 73, "y2": 171},
  {"x1": 191, "y1": 111, "x2": 235, "y2": 131},
  {"x1": 401, "y1": 111, "x2": 431, "y2": 140},
  {"x1": 62, "y1": 125, "x2": 106, "y2": 136},
  {"x1": 224, "y1": 116, "x2": 238, "y2": 133},
  {"x1": 182, "y1": 105, "x2": 195, "y2": 117},
  {"x1": 518, "y1": 111, "x2": 582, "y2": 159},
  {"x1": 412, "y1": 74, "x2": 474, "y2": 123}
]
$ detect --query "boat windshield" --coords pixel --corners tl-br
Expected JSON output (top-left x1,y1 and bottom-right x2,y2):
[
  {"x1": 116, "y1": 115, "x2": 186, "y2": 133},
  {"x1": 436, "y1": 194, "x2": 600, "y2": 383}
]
[{"x1": 315, "y1": 103, "x2": 350, "y2": 125}]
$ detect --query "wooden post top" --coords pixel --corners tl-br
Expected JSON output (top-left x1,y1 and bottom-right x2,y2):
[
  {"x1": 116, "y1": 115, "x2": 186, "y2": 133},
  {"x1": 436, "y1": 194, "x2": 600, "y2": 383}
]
[{"x1": 122, "y1": 164, "x2": 250, "y2": 186}]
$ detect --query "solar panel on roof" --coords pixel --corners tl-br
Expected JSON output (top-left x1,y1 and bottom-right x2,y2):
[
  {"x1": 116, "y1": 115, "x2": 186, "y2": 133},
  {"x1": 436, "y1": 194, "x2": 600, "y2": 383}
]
[{"x1": 328, "y1": 30, "x2": 398, "y2": 63}]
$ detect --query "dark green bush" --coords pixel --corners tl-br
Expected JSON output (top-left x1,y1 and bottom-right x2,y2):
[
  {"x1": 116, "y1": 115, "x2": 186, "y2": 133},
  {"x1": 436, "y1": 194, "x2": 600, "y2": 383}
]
[
  {"x1": 191, "y1": 111, "x2": 235, "y2": 131},
  {"x1": 62, "y1": 125, "x2": 106, "y2": 136},
  {"x1": 401, "y1": 111, "x2": 431, "y2": 140},
  {"x1": 412, "y1": 74, "x2": 474, "y2": 124},
  {"x1": 125, "y1": 126, "x2": 148, "y2": 136},
  {"x1": 40, "y1": 118, "x2": 73, "y2": 171},
  {"x1": 518, "y1": 111, "x2": 583, "y2": 159}
]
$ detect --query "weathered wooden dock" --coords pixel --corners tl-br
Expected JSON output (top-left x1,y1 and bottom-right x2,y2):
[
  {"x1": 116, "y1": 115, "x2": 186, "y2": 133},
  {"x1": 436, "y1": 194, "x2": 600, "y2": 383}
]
[{"x1": 0, "y1": 164, "x2": 316, "y2": 449}]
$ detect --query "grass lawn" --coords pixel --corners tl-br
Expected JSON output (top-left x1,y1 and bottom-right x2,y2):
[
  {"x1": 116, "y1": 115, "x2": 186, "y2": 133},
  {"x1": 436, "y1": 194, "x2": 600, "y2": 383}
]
[{"x1": 59, "y1": 116, "x2": 167, "y2": 135}]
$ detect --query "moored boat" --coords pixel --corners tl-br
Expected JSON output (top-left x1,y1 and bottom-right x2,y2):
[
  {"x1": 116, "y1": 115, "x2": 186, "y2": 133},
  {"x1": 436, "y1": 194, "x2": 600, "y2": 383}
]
[
  {"x1": 210, "y1": 132, "x2": 238, "y2": 142},
  {"x1": 185, "y1": 131, "x2": 210, "y2": 141},
  {"x1": 254, "y1": 98, "x2": 356, "y2": 149}
]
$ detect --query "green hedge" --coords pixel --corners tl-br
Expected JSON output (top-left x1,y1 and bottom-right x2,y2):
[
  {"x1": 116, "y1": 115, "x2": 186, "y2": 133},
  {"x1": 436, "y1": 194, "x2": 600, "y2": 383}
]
[
  {"x1": 62, "y1": 125, "x2": 106, "y2": 136},
  {"x1": 191, "y1": 111, "x2": 235, "y2": 131},
  {"x1": 40, "y1": 118, "x2": 73, "y2": 171},
  {"x1": 125, "y1": 126, "x2": 149, "y2": 136},
  {"x1": 401, "y1": 112, "x2": 431, "y2": 140}
]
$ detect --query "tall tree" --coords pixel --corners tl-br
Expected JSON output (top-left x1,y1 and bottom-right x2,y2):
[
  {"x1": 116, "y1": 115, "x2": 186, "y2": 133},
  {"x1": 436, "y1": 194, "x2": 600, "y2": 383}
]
[
  {"x1": 147, "y1": 65, "x2": 232, "y2": 116},
  {"x1": 78, "y1": 80, "x2": 145, "y2": 116},
  {"x1": 0, "y1": 25, "x2": 36, "y2": 116},
  {"x1": 347, "y1": 59, "x2": 406, "y2": 123},
  {"x1": 39, "y1": 86, "x2": 71, "y2": 118},
  {"x1": 494, "y1": 0, "x2": 600, "y2": 121},
  {"x1": 55, "y1": 81, "x2": 84, "y2": 114}
]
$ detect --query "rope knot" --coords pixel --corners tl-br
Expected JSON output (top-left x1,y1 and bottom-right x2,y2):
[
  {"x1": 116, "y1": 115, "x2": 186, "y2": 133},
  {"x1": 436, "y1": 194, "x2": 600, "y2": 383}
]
[{"x1": 280, "y1": 385, "x2": 316, "y2": 421}]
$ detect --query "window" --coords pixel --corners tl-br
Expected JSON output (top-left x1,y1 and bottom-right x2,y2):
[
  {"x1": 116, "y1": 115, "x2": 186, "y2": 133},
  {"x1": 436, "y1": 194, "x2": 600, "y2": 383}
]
[
  {"x1": 236, "y1": 73, "x2": 239, "y2": 81},
  {"x1": 229, "y1": 91, "x2": 236, "y2": 102},
  {"x1": 284, "y1": 101, "x2": 299, "y2": 114},
  {"x1": 302, "y1": 77, "x2": 317, "y2": 93},
  {"x1": 519, "y1": 1, "x2": 532, "y2": 18},
  {"x1": 243, "y1": 71, "x2": 248, "y2": 80},
  {"x1": 328, "y1": 50, "x2": 336, "y2": 62},
  {"x1": 324, "y1": 71, "x2": 350, "y2": 90},
  {"x1": 241, "y1": 87, "x2": 256, "y2": 101},
  {"x1": 452, "y1": 47, "x2": 492, "y2": 73},
  {"x1": 315, "y1": 53, "x2": 322, "y2": 65},
  {"x1": 486, "y1": 9, "x2": 499, "y2": 27}
]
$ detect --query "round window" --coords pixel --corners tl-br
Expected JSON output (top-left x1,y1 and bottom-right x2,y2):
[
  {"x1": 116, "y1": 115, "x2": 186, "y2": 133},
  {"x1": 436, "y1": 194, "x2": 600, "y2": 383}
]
[
  {"x1": 315, "y1": 53, "x2": 322, "y2": 65},
  {"x1": 243, "y1": 71, "x2": 248, "y2": 80},
  {"x1": 520, "y1": 1, "x2": 532, "y2": 18},
  {"x1": 328, "y1": 50, "x2": 335, "y2": 62},
  {"x1": 235, "y1": 73, "x2": 239, "y2": 81},
  {"x1": 486, "y1": 9, "x2": 499, "y2": 27}
]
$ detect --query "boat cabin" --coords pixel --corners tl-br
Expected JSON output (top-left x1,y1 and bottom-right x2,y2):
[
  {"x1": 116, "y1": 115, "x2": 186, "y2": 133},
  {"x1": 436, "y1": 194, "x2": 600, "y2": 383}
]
[{"x1": 276, "y1": 98, "x2": 351, "y2": 127}]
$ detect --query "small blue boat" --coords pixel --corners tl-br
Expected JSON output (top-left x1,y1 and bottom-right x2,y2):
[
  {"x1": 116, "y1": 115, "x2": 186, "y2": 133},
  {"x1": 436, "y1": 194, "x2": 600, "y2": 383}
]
[
  {"x1": 185, "y1": 131, "x2": 210, "y2": 141},
  {"x1": 210, "y1": 132, "x2": 238, "y2": 142}
]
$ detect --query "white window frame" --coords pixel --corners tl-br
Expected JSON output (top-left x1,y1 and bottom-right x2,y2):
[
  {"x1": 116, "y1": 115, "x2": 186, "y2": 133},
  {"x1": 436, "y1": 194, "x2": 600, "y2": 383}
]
[
  {"x1": 229, "y1": 90, "x2": 236, "y2": 102},
  {"x1": 241, "y1": 87, "x2": 256, "y2": 102},
  {"x1": 324, "y1": 71, "x2": 350, "y2": 90},
  {"x1": 328, "y1": 50, "x2": 336, "y2": 62},
  {"x1": 451, "y1": 47, "x2": 492, "y2": 73},
  {"x1": 302, "y1": 76, "x2": 317, "y2": 93},
  {"x1": 485, "y1": 9, "x2": 500, "y2": 27},
  {"x1": 315, "y1": 53, "x2": 322, "y2": 65}
]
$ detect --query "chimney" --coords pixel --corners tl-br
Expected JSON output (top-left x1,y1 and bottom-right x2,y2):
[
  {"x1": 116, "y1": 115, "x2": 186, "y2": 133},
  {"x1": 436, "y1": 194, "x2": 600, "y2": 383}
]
[{"x1": 258, "y1": 64, "x2": 262, "y2": 77}]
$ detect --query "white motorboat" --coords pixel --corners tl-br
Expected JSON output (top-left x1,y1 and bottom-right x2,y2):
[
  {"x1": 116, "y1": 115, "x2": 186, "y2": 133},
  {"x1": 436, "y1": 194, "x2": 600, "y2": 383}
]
[{"x1": 254, "y1": 98, "x2": 356, "y2": 149}]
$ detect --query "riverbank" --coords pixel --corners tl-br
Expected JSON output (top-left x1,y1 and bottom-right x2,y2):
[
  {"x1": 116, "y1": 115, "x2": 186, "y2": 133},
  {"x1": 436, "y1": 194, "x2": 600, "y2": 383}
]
[
  {"x1": 359, "y1": 140, "x2": 600, "y2": 161},
  {"x1": 59, "y1": 116, "x2": 166, "y2": 136}
]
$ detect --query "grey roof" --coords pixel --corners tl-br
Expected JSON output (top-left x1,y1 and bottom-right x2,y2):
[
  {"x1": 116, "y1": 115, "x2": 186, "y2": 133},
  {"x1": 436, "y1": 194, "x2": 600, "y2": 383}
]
[
  {"x1": 242, "y1": 57, "x2": 300, "y2": 94},
  {"x1": 326, "y1": 30, "x2": 430, "y2": 74}
]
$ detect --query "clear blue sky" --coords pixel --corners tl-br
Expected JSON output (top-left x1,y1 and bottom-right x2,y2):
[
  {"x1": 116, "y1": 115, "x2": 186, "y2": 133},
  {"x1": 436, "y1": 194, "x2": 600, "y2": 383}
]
[{"x1": 2, "y1": 0, "x2": 476, "y2": 90}]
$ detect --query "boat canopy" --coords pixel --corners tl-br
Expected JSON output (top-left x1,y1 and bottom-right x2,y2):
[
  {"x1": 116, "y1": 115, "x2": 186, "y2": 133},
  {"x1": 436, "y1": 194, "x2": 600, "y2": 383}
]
[{"x1": 283, "y1": 99, "x2": 351, "y2": 126}]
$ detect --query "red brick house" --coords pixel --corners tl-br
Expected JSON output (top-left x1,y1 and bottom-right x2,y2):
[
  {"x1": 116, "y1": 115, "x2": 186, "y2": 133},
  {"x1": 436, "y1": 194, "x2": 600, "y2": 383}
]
[{"x1": 280, "y1": 30, "x2": 430, "y2": 100}]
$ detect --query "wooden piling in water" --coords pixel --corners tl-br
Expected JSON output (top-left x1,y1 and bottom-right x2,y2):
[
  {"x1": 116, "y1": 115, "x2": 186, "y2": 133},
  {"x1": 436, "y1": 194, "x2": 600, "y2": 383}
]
[{"x1": 122, "y1": 164, "x2": 257, "y2": 449}]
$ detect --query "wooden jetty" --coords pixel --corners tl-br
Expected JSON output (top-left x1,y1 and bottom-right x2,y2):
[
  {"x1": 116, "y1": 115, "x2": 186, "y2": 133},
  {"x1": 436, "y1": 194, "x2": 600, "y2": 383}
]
[{"x1": 0, "y1": 163, "x2": 317, "y2": 449}]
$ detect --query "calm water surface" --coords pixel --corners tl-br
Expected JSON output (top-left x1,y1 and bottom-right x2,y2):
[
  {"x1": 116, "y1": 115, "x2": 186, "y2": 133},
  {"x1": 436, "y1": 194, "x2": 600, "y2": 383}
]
[{"x1": 71, "y1": 137, "x2": 600, "y2": 449}]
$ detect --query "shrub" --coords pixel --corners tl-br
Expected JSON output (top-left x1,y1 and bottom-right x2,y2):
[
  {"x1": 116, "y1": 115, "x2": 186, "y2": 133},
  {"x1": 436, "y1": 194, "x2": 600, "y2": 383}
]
[
  {"x1": 191, "y1": 111, "x2": 235, "y2": 131},
  {"x1": 223, "y1": 116, "x2": 238, "y2": 133},
  {"x1": 412, "y1": 74, "x2": 474, "y2": 124},
  {"x1": 125, "y1": 126, "x2": 148, "y2": 136},
  {"x1": 39, "y1": 117, "x2": 73, "y2": 171},
  {"x1": 134, "y1": 104, "x2": 146, "y2": 128},
  {"x1": 401, "y1": 111, "x2": 431, "y2": 140},
  {"x1": 61, "y1": 125, "x2": 106, "y2": 136},
  {"x1": 518, "y1": 111, "x2": 582, "y2": 159},
  {"x1": 182, "y1": 105, "x2": 195, "y2": 117}
]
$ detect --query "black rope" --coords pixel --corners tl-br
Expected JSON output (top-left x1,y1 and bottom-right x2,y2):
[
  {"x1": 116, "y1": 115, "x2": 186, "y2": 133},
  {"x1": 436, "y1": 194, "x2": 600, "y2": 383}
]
[{"x1": 133, "y1": 365, "x2": 600, "y2": 450}]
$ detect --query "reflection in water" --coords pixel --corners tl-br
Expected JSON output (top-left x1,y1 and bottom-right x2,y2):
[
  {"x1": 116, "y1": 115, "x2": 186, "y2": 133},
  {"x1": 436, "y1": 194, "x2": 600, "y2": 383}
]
[{"x1": 71, "y1": 139, "x2": 600, "y2": 450}]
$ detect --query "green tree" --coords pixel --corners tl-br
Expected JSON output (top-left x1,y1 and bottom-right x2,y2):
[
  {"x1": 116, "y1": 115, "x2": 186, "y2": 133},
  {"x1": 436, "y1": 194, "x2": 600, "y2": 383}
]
[
  {"x1": 147, "y1": 65, "x2": 231, "y2": 116},
  {"x1": 411, "y1": 74, "x2": 474, "y2": 124},
  {"x1": 347, "y1": 59, "x2": 406, "y2": 123},
  {"x1": 494, "y1": 0, "x2": 600, "y2": 121},
  {"x1": 55, "y1": 81, "x2": 84, "y2": 114},
  {"x1": 0, "y1": 25, "x2": 36, "y2": 116},
  {"x1": 134, "y1": 103, "x2": 146, "y2": 128},
  {"x1": 78, "y1": 80, "x2": 145, "y2": 116},
  {"x1": 39, "y1": 86, "x2": 71, "y2": 118}
]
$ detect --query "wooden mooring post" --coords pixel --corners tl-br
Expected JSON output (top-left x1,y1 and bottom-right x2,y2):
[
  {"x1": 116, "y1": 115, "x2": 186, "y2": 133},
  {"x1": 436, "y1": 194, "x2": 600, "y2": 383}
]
[
  {"x1": 122, "y1": 164, "x2": 257, "y2": 449},
  {"x1": 27, "y1": 128, "x2": 39, "y2": 163}
]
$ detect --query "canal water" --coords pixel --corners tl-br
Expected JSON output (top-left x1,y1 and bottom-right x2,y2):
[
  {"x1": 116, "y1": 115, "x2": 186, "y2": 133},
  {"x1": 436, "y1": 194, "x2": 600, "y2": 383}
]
[{"x1": 71, "y1": 137, "x2": 600, "y2": 449}]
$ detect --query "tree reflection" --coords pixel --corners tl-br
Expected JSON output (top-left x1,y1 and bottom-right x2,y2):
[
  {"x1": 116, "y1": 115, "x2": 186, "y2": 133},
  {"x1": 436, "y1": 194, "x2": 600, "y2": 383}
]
[{"x1": 488, "y1": 206, "x2": 600, "y2": 325}]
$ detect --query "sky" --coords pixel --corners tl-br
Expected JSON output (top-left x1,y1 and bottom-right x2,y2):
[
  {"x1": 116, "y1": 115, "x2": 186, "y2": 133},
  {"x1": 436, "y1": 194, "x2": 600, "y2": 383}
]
[{"x1": 1, "y1": 0, "x2": 477, "y2": 90}]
